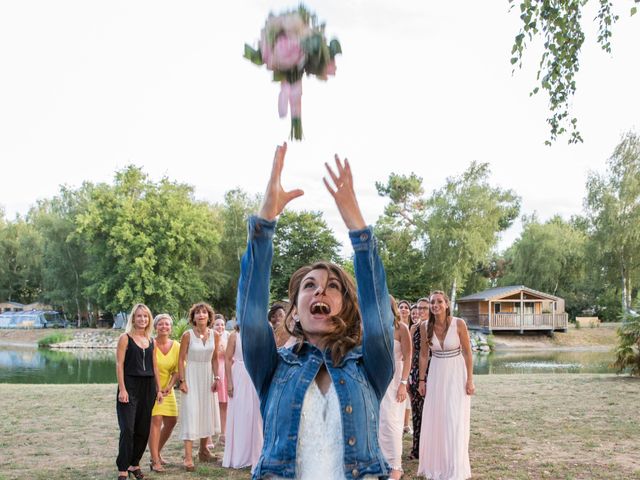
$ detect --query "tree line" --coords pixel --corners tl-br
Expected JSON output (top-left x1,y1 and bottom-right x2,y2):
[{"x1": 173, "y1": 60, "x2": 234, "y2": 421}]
[{"x1": 1, "y1": 132, "x2": 638, "y2": 325}]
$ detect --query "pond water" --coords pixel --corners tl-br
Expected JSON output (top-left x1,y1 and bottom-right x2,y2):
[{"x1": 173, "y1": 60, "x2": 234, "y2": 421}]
[
  {"x1": 0, "y1": 345, "x2": 619, "y2": 383},
  {"x1": 0, "y1": 347, "x2": 116, "y2": 383}
]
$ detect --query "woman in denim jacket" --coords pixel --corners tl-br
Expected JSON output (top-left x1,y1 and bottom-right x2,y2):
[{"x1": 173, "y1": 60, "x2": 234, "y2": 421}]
[{"x1": 236, "y1": 144, "x2": 395, "y2": 479}]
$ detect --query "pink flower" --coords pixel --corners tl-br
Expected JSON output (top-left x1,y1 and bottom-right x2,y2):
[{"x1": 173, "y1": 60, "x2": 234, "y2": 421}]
[{"x1": 271, "y1": 34, "x2": 304, "y2": 71}]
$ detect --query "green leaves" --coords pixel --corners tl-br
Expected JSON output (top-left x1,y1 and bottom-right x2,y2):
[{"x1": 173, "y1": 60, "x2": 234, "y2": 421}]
[
  {"x1": 509, "y1": 0, "x2": 637, "y2": 145},
  {"x1": 243, "y1": 44, "x2": 264, "y2": 66},
  {"x1": 271, "y1": 210, "x2": 341, "y2": 302}
]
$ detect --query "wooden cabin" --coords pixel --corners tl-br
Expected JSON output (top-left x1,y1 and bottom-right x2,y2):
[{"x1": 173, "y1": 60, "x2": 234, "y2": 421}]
[
  {"x1": 0, "y1": 301, "x2": 24, "y2": 313},
  {"x1": 457, "y1": 285, "x2": 568, "y2": 333}
]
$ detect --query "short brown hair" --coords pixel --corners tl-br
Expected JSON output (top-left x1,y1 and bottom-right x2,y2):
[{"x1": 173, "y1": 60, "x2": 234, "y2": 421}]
[{"x1": 188, "y1": 302, "x2": 215, "y2": 327}]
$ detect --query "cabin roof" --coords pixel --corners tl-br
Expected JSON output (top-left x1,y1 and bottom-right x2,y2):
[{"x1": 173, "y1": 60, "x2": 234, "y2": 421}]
[{"x1": 457, "y1": 285, "x2": 561, "y2": 302}]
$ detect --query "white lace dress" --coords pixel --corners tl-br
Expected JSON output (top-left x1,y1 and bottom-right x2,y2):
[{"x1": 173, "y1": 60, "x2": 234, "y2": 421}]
[{"x1": 272, "y1": 380, "x2": 378, "y2": 480}]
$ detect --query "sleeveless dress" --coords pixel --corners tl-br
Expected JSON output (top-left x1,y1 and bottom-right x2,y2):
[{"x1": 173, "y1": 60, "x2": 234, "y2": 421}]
[
  {"x1": 417, "y1": 318, "x2": 471, "y2": 480},
  {"x1": 151, "y1": 340, "x2": 179, "y2": 417},
  {"x1": 223, "y1": 333, "x2": 263, "y2": 469},
  {"x1": 378, "y1": 338, "x2": 405, "y2": 471},
  {"x1": 179, "y1": 329, "x2": 221, "y2": 440},
  {"x1": 408, "y1": 323, "x2": 425, "y2": 458}
]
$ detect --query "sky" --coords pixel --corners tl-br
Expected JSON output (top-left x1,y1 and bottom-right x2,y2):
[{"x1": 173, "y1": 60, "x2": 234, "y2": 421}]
[{"x1": 1, "y1": 0, "x2": 639, "y2": 255}]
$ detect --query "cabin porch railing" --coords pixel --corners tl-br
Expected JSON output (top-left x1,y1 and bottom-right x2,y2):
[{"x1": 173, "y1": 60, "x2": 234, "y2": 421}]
[{"x1": 475, "y1": 313, "x2": 568, "y2": 330}]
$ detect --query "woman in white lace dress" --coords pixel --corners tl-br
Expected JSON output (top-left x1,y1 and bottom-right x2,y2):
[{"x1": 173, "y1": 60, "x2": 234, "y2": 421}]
[
  {"x1": 378, "y1": 296, "x2": 412, "y2": 479},
  {"x1": 236, "y1": 144, "x2": 395, "y2": 480}
]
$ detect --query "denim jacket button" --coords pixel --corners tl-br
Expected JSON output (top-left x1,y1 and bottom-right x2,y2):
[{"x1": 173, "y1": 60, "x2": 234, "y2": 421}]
[
  {"x1": 352, "y1": 468, "x2": 359, "y2": 477},
  {"x1": 348, "y1": 436, "x2": 356, "y2": 446},
  {"x1": 339, "y1": 378, "x2": 346, "y2": 385},
  {"x1": 345, "y1": 405, "x2": 353, "y2": 414},
  {"x1": 359, "y1": 233, "x2": 368, "y2": 242}
]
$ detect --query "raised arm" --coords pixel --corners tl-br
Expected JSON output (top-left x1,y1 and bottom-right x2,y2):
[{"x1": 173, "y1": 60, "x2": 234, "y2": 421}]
[
  {"x1": 237, "y1": 143, "x2": 304, "y2": 399},
  {"x1": 324, "y1": 156, "x2": 394, "y2": 399}
]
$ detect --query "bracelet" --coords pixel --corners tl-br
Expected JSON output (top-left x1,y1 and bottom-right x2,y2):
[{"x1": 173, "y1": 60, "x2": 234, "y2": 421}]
[
  {"x1": 400, "y1": 380, "x2": 408, "y2": 385},
  {"x1": 213, "y1": 376, "x2": 220, "y2": 380},
  {"x1": 419, "y1": 379, "x2": 426, "y2": 383}
]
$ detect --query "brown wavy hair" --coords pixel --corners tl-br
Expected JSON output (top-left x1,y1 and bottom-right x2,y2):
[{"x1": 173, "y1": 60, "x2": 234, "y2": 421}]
[
  {"x1": 425, "y1": 291, "x2": 451, "y2": 346},
  {"x1": 285, "y1": 261, "x2": 361, "y2": 366},
  {"x1": 188, "y1": 302, "x2": 215, "y2": 327},
  {"x1": 389, "y1": 295, "x2": 400, "y2": 329}
]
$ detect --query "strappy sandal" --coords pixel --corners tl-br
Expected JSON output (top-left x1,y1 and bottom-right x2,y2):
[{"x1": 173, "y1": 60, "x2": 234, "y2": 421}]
[
  {"x1": 183, "y1": 457, "x2": 195, "y2": 472},
  {"x1": 128, "y1": 468, "x2": 145, "y2": 479},
  {"x1": 149, "y1": 459, "x2": 165, "y2": 472},
  {"x1": 198, "y1": 450, "x2": 216, "y2": 463}
]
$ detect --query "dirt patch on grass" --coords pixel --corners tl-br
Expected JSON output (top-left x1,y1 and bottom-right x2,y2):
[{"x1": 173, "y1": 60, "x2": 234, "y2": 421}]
[{"x1": 1, "y1": 374, "x2": 639, "y2": 479}]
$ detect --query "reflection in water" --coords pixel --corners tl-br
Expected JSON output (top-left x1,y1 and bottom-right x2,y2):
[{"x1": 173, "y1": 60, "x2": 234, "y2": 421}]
[
  {"x1": 0, "y1": 347, "x2": 116, "y2": 383},
  {"x1": 0, "y1": 346, "x2": 618, "y2": 383},
  {"x1": 473, "y1": 349, "x2": 617, "y2": 375}
]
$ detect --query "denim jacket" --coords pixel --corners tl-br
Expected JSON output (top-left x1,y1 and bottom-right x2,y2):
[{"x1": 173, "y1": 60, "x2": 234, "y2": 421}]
[{"x1": 236, "y1": 215, "x2": 394, "y2": 479}]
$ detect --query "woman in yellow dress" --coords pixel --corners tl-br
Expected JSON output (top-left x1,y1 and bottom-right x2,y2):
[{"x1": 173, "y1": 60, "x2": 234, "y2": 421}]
[{"x1": 148, "y1": 313, "x2": 180, "y2": 472}]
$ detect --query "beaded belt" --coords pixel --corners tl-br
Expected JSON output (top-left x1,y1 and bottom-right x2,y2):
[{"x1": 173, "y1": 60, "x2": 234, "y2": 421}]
[{"x1": 432, "y1": 347, "x2": 461, "y2": 358}]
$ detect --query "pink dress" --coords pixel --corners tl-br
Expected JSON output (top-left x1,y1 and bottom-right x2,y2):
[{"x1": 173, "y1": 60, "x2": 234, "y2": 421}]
[
  {"x1": 222, "y1": 333, "x2": 263, "y2": 469},
  {"x1": 216, "y1": 331, "x2": 229, "y2": 402},
  {"x1": 418, "y1": 318, "x2": 471, "y2": 480},
  {"x1": 378, "y1": 339, "x2": 405, "y2": 471}
]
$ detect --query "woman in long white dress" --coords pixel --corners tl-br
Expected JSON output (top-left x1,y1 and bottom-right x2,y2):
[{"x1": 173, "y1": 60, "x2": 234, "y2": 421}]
[
  {"x1": 378, "y1": 296, "x2": 412, "y2": 479},
  {"x1": 222, "y1": 326, "x2": 263, "y2": 469},
  {"x1": 178, "y1": 302, "x2": 220, "y2": 471},
  {"x1": 417, "y1": 291, "x2": 475, "y2": 480}
]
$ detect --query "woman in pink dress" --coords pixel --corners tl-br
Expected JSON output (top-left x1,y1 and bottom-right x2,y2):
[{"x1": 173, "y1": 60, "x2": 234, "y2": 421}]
[
  {"x1": 417, "y1": 291, "x2": 475, "y2": 480},
  {"x1": 222, "y1": 325, "x2": 263, "y2": 469},
  {"x1": 213, "y1": 315, "x2": 229, "y2": 442},
  {"x1": 378, "y1": 297, "x2": 412, "y2": 479}
]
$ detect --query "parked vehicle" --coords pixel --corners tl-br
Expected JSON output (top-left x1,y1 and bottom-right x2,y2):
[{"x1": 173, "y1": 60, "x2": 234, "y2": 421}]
[{"x1": 0, "y1": 310, "x2": 68, "y2": 329}]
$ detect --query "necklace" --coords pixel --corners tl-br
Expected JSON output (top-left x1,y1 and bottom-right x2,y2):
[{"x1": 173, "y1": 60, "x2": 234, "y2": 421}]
[{"x1": 194, "y1": 327, "x2": 206, "y2": 339}]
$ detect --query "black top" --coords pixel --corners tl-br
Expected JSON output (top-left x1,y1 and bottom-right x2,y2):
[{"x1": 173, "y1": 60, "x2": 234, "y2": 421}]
[{"x1": 123, "y1": 334, "x2": 154, "y2": 377}]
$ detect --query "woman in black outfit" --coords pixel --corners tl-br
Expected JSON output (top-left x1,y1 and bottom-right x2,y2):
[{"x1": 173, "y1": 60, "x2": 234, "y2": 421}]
[
  {"x1": 407, "y1": 297, "x2": 430, "y2": 459},
  {"x1": 115, "y1": 303, "x2": 163, "y2": 480}
]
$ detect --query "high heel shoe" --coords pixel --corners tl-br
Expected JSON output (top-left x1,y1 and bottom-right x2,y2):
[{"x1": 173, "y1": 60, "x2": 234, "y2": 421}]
[
  {"x1": 149, "y1": 459, "x2": 165, "y2": 472},
  {"x1": 127, "y1": 468, "x2": 145, "y2": 479},
  {"x1": 183, "y1": 457, "x2": 195, "y2": 472}
]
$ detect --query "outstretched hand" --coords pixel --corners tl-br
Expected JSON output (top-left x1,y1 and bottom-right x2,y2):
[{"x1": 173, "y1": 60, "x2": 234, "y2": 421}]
[
  {"x1": 323, "y1": 155, "x2": 366, "y2": 231},
  {"x1": 258, "y1": 143, "x2": 304, "y2": 221}
]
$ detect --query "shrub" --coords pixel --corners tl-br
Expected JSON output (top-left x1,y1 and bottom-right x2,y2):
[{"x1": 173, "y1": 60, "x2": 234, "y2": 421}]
[
  {"x1": 38, "y1": 332, "x2": 73, "y2": 348},
  {"x1": 170, "y1": 318, "x2": 190, "y2": 341},
  {"x1": 614, "y1": 307, "x2": 640, "y2": 376}
]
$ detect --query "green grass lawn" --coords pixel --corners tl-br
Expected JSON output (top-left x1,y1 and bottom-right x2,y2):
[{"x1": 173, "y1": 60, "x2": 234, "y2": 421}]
[{"x1": 1, "y1": 374, "x2": 639, "y2": 479}]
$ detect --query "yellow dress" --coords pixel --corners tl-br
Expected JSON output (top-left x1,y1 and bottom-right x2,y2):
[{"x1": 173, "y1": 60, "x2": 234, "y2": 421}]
[{"x1": 151, "y1": 340, "x2": 180, "y2": 417}]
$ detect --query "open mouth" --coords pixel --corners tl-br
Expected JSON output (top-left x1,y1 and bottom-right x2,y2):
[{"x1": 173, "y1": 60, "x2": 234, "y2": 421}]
[{"x1": 310, "y1": 302, "x2": 331, "y2": 315}]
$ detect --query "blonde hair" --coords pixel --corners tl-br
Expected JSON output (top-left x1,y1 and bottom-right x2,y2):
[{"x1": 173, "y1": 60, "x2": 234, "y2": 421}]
[
  {"x1": 153, "y1": 313, "x2": 173, "y2": 329},
  {"x1": 125, "y1": 303, "x2": 154, "y2": 338}
]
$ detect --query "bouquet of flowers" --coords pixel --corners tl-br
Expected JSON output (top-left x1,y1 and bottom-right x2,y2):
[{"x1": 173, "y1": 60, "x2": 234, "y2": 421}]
[{"x1": 244, "y1": 5, "x2": 342, "y2": 140}]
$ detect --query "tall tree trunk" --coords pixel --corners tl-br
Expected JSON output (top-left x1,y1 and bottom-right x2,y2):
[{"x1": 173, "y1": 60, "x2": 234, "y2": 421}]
[
  {"x1": 450, "y1": 277, "x2": 457, "y2": 313},
  {"x1": 621, "y1": 259, "x2": 629, "y2": 314}
]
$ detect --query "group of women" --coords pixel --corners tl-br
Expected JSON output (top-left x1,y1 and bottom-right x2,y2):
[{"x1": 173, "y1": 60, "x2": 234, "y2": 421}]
[
  {"x1": 115, "y1": 143, "x2": 475, "y2": 480},
  {"x1": 115, "y1": 303, "x2": 263, "y2": 480}
]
